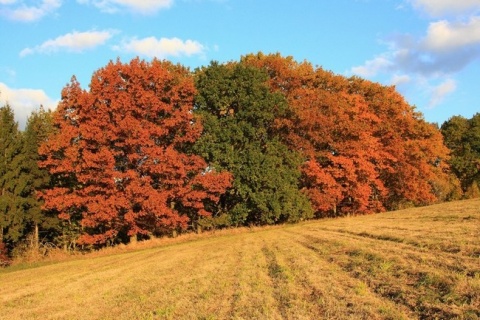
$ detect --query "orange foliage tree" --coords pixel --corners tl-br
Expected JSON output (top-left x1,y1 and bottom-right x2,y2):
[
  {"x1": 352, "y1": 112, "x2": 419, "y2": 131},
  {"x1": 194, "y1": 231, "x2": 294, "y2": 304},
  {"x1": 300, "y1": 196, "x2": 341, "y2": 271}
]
[
  {"x1": 347, "y1": 78, "x2": 458, "y2": 208},
  {"x1": 242, "y1": 53, "x2": 455, "y2": 214},
  {"x1": 242, "y1": 54, "x2": 387, "y2": 216},
  {"x1": 39, "y1": 59, "x2": 231, "y2": 246}
]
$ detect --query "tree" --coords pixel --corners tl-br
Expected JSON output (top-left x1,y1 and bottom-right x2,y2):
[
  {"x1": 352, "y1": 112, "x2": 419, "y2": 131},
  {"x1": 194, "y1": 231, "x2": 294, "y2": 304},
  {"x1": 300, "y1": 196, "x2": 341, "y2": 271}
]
[
  {"x1": 348, "y1": 78, "x2": 459, "y2": 208},
  {"x1": 39, "y1": 58, "x2": 231, "y2": 247},
  {"x1": 241, "y1": 53, "x2": 387, "y2": 216},
  {"x1": 194, "y1": 61, "x2": 313, "y2": 225},
  {"x1": 0, "y1": 104, "x2": 24, "y2": 249},
  {"x1": 441, "y1": 113, "x2": 480, "y2": 197},
  {"x1": 19, "y1": 107, "x2": 56, "y2": 249},
  {"x1": 241, "y1": 52, "x2": 457, "y2": 213}
]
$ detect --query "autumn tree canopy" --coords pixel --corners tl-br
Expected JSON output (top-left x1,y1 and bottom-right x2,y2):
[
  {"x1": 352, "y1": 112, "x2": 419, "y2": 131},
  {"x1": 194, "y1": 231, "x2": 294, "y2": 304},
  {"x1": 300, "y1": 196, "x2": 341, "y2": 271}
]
[
  {"x1": 0, "y1": 54, "x2": 468, "y2": 256},
  {"x1": 241, "y1": 53, "x2": 457, "y2": 214},
  {"x1": 39, "y1": 58, "x2": 231, "y2": 246}
]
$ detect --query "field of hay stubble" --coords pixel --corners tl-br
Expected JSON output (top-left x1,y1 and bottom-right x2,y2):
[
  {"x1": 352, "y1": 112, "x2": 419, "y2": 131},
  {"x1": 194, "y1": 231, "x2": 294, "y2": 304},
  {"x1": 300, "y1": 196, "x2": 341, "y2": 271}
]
[{"x1": 0, "y1": 198, "x2": 479, "y2": 320}]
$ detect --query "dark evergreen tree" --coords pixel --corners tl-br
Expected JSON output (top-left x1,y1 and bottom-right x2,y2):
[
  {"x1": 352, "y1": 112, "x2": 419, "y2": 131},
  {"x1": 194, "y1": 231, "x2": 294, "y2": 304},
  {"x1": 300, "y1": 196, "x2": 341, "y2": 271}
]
[
  {"x1": 0, "y1": 104, "x2": 24, "y2": 250},
  {"x1": 19, "y1": 107, "x2": 57, "y2": 249}
]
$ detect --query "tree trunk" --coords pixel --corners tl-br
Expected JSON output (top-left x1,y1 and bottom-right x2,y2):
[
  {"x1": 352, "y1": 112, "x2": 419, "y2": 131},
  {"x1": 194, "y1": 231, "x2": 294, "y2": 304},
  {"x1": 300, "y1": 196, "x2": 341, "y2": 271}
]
[
  {"x1": 62, "y1": 231, "x2": 68, "y2": 252},
  {"x1": 33, "y1": 223, "x2": 39, "y2": 251},
  {"x1": 0, "y1": 186, "x2": 3, "y2": 244},
  {"x1": 129, "y1": 234, "x2": 137, "y2": 244}
]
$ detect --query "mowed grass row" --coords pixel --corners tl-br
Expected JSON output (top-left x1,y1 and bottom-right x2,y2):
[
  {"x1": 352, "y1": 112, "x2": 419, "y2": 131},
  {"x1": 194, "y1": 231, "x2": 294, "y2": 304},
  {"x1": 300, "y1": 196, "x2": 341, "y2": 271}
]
[{"x1": 0, "y1": 199, "x2": 479, "y2": 319}]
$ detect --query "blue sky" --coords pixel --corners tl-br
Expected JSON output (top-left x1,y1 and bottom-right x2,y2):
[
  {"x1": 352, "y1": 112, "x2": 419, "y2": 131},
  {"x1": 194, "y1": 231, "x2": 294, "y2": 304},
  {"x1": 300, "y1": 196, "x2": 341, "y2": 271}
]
[{"x1": 1, "y1": 0, "x2": 479, "y2": 129}]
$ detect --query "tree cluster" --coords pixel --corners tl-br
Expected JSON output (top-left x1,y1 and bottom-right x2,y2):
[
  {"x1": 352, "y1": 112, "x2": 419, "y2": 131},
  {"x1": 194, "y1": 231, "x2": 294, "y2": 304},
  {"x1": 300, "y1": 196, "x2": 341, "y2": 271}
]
[
  {"x1": 441, "y1": 113, "x2": 480, "y2": 197},
  {"x1": 0, "y1": 105, "x2": 57, "y2": 263},
  {"x1": 237, "y1": 53, "x2": 459, "y2": 213},
  {"x1": 1, "y1": 53, "x2": 470, "y2": 257}
]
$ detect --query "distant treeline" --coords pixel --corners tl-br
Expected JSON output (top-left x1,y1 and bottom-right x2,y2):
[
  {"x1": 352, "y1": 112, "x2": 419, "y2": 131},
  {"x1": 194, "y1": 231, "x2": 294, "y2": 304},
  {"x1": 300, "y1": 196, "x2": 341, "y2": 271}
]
[{"x1": 1, "y1": 53, "x2": 478, "y2": 260}]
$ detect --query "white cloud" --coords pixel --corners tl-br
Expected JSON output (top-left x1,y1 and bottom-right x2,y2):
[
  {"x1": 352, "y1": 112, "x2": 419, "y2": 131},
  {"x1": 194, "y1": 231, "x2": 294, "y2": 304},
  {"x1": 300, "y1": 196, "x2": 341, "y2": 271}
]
[
  {"x1": 351, "y1": 7, "x2": 480, "y2": 79},
  {"x1": 0, "y1": 82, "x2": 58, "y2": 129},
  {"x1": 20, "y1": 30, "x2": 115, "y2": 56},
  {"x1": 77, "y1": 0, "x2": 172, "y2": 14},
  {"x1": 0, "y1": 0, "x2": 61, "y2": 22},
  {"x1": 409, "y1": 0, "x2": 480, "y2": 17},
  {"x1": 0, "y1": 67, "x2": 16, "y2": 79},
  {"x1": 115, "y1": 36, "x2": 205, "y2": 58},
  {"x1": 390, "y1": 74, "x2": 411, "y2": 86},
  {"x1": 351, "y1": 56, "x2": 393, "y2": 77},
  {"x1": 353, "y1": 17, "x2": 480, "y2": 78},
  {"x1": 423, "y1": 17, "x2": 480, "y2": 52},
  {"x1": 350, "y1": 2, "x2": 479, "y2": 111},
  {"x1": 428, "y1": 78, "x2": 456, "y2": 108}
]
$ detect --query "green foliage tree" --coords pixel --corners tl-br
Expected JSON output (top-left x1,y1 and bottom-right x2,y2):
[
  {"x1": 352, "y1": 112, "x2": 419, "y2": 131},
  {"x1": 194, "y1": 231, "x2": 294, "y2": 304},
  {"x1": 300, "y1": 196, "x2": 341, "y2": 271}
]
[
  {"x1": 194, "y1": 62, "x2": 313, "y2": 225},
  {"x1": 19, "y1": 107, "x2": 57, "y2": 249},
  {"x1": 0, "y1": 104, "x2": 24, "y2": 249},
  {"x1": 441, "y1": 113, "x2": 480, "y2": 197}
]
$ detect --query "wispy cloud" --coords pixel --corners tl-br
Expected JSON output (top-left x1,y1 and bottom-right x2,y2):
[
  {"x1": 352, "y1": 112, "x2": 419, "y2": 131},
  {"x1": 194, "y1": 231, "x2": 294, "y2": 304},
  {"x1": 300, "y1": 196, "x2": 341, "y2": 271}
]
[
  {"x1": 0, "y1": 82, "x2": 57, "y2": 129},
  {"x1": 114, "y1": 36, "x2": 205, "y2": 59},
  {"x1": 390, "y1": 74, "x2": 411, "y2": 86},
  {"x1": 20, "y1": 30, "x2": 115, "y2": 56},
  {"x1": 409, "y1": 0, "x2": 480, "y2": 17},
  {"x1": 352, "y1": 17, "x2": 480, "y2": 78},
  {"x1": 77, "y1": 0, "x2": 173, "y2": 14},
  {"x1": 0, "y1": 0, "x2": 61, "y2": 22},
  {"x1": 428, "y1": 78, "x2": 456, "y2": 108},
  {"x1": 350, "y1": 1, "x2": 480, "y2": 110},
  {"x1": 351, "y1": 56, "x2": 393, "y2": 77}
]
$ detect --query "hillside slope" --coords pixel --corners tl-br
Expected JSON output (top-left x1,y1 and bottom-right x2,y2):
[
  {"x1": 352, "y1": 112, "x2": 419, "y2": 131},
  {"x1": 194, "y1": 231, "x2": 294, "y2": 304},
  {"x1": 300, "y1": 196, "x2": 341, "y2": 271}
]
[{"x1": 1, "y1": 199, "x2": 479, "y2": 319}]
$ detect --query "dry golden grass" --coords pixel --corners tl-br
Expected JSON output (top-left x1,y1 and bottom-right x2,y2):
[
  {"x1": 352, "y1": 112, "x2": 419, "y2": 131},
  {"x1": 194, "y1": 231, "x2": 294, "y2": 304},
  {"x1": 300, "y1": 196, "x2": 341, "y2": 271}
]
[{"x1": 1, "y1": 198, "x2": 479, "y2": 319}]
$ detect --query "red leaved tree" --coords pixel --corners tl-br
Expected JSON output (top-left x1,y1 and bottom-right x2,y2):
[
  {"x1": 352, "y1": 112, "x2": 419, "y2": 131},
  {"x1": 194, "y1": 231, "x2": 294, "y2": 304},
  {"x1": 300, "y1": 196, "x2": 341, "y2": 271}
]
[
  {"x1": 39, "y1": 58, "x2": 231, "y2": 246},
  {"x1": 347, "y1": 78, "x2": 458, "y2": 208},
  {"x1": 242, "y1": 53, "x2": 387, "y2": 216},
  {"x1": 242, "y1": 52, "x2": 456, "y2": 214}
]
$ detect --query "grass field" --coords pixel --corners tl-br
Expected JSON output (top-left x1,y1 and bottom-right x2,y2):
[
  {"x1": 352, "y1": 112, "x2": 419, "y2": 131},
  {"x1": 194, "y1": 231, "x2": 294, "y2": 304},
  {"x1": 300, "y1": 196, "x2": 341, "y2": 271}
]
[{"x1": 1, "y1": 199, "x2": 479, "y2": 319}]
